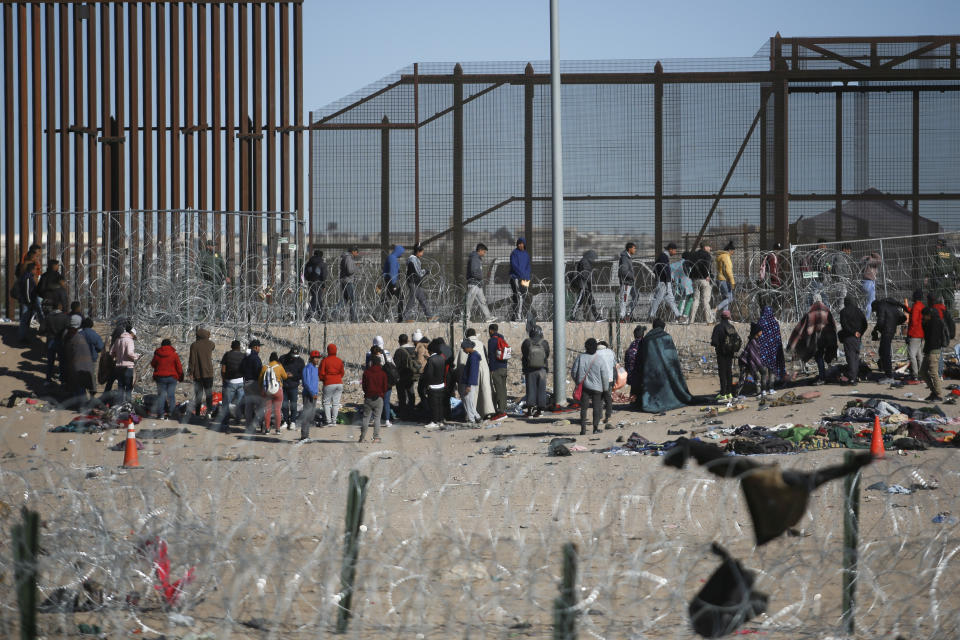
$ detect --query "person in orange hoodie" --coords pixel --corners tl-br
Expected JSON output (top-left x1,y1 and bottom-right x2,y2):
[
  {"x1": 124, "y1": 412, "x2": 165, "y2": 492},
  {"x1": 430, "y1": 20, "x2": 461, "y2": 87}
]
[
  {"x1": 150, "y1": 339, "x2": 184, "y2": 418},
  {"x1": 906, "y1": 289, "x2": 925, "y2": 381},
  {"x1": 318, "y1": 343, "x2": 344, "y2": 425}
]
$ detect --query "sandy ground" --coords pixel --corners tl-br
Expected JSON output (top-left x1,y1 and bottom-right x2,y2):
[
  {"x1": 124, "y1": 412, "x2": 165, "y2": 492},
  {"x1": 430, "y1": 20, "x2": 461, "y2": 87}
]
[{"x1": 0, "y1": 319, "x2": 959, "y2": 639}]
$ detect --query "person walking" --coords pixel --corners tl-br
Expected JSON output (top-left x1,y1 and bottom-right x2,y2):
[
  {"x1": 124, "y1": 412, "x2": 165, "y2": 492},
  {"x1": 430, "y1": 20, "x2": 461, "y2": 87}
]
[
  {"x1": 509, "y1": 238, "x2": 532, "y2": 321},
  {"x1": 487, "y1": 323, "x2": 510, "y2": 417},
  {"x1": 319, "y1": 343, "x2": 345, "y2": 426},
  {"x1": 360, "y1": 354, "x2": 388, "y2": 443},
  {"x1": 339, "y1": 246, "x2": 360, "y2": 322},
  {"x1": 458, "y1": 340, "x2": 483, "y2": 424},
  {"x1": 687, "y1": 243, "x2": 714, "y2": 324},
  {"x1": 572, "y1": 338, "x2": 609, "y2": 435},
  {"x1": 649, "y1": 243, "x2": 685, "y2": 322},
  {"x1": 739, "y1": 322, "x2": 774, "y2": 397},
  {"x1": 618, "y1": 242, "x2": 638, "y2": 321},
  {"x1": 393, "y1": 334, "x2": 419, "y2": 418},
  {"x1": 217, "y1": 340, "x2": 247, "y2": 431},
  {"x1": 62, "y1": 315, "x2": 95, "y2": 405},
  {"x1": 240, "y1": 339, "x2": 264, "y2": 433},
  {"x1": 188, "y1": 327, "x2": 216, "y2": 419},
  {"x1": 300, "y1": 350, "x2": 321, "y2": 440},
  {"x1": 403, "y1": 245, "x2": 436, "y2": 321},
  {"x1": 906, "y1": 289, "x2": 925, "y2": 381},
  {"x1": 465, "y1": 243, "x2": 494, "y2": 322},
  {"x1": 150, "y1": 338, "x2": 184, "y2": 418},
  {"x1": 870, "y1": 298, "x2": 908, "y2": 384},
  {"x1": 258, "y1": 352, "x2": 288, "y2": 435},
  {"x1": 279, "y1": 347, "x2": 305, "y2": 429},
  {"x1": 381, "y1": 245, "x2": 406, "y2": 322},
  {"x1": 303, "y1": 249, "x2": 328, "y2": 321},
  {"x1": 571, "y1": 250, "x2": 601, "y2": 321},
  {"x1": 596, "y1": 340, "x2": 616, "y2": 427},
  {"x1": 710, "y1": 310, "x2": 739, "y2": 402},
  {"x1": 110, "y1": 325, "x2": 139, "y2": 404},
  {"x1": 521, "y1": 325, "x2": 550, "y2": 417},
  {"x1": 861, "y1": 251, "x2": 881, "y2": 317},
  {"x1": 422, "y1": 339, "x2": 448, "y2": 427},
  {"x1": 920, "y1": 303, "x2": 947, "y2": 402},
  {"x1": 14, "y1": 261, "x2": 39, "y2": 345},
  {"x1": 838, "y1": 294, "x2": 868, "y2": 385},
  {"x1": 715, "y1": 241, "x2": 736, "y2": 314}
]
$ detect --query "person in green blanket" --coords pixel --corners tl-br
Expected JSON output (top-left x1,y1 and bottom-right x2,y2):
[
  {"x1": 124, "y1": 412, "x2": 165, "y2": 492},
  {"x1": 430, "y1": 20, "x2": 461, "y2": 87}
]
[{"x1": 634, "y1": 319, "x2": 693, "y2": 412}]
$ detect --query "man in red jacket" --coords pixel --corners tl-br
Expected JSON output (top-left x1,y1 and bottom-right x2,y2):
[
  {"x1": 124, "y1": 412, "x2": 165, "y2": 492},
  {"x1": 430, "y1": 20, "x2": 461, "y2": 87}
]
[
  {"x1": 360, "y1": 354, "x2": 388, "y2": 443},
  {"x1": 150, "y1": 338, "x2": 184, "y2": 418},
  {"x1": 906, "y1": 289, "x2": 925, "y2": 381}
]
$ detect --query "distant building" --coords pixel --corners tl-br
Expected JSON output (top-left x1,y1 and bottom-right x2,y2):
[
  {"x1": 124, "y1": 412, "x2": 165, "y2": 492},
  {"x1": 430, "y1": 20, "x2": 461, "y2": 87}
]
[{"x1": 794, "y1": 188, "x2": 940, "y2": 244}]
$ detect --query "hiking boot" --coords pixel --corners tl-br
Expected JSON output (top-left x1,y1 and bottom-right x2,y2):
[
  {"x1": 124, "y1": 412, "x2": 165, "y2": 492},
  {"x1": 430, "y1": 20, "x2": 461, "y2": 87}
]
[
  {"x1": 580, "y1": 427, "x2": 587, "y2": 436},
  {"x1": 925, "y1": 394, "x2": 945, "y2": 403}
]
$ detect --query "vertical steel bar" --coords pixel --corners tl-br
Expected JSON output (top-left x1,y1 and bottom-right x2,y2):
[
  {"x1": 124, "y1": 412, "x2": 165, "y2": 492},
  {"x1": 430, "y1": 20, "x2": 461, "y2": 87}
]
[
  {"x1": 87, "y1": 1, "x2": 98, "y2": 307},
  {"x1": 266, "y1": 2, "x2": 276, "y2": 283},
  {"x1": 211, "y1": 3, "x2": 222, "y2": 246},
  {"x1": 253, "y1": 0, "x2": 263, "y2": 279},
  {"x1": 156, "y1": 3, "x2": 167, "y2": 247},
  {"x1": 835, "y1": 91, "x2": 843, "y2": 241},
  {"x1": 524, "y1": 62, "x2": 533, "y2": 260},
  {"x1": 59, "y1": 3, "x2": 70, "y2": 269},
  {"x1": 3, "y1": 3, "x2": 14, "y2": 317},
  {"x1": 759, "y1": 87, "x2": 768, "y2": 249},
  {"x1": 73, "y1": 2, "x2": 84, "y2": 297},
  {"x1": 44, "y1": 3, "x2": 55, "y2": 252},
  {"x1": 197, "y1": 3, "x2": 208, "y2": 226},
  {"x1": 238, "y1": 3, "x2": 249, "y2": 283},
  {"x1": 183, "y1": 1, "x2": 194, "y2": 216},
  {"x1": 773, "y1": 45, "x2": 789, "y2": 248},
  {"x1": 225, "y1": 2, "x2": 236, "y2": 283},
  {"x1": 912, "y1": 89, "x2": 920, "y2": 235},
  {"x1": 128, "y1": 1, "x2": 140, "y2": 300},
  {"x1": 170, "y1": 2, "x2": 180, "y2": 230},
  {"x1": 294, "y1": 0, "x2": 304, "y2": 275},
  {"x1": 453, "y1": 63, "x2": 463, "y2": 285},
  {"x1": 654, "y1": 61, "x2": 663, "y2": 253},
  {"x1": 114, "y1": 3, "x2": 125, "y2": 244},
  {"x1": 142, "y1": 2, "x2": 153, "y2": 265},
  {"x1": 99, "y1": 2, "x2": 111, "y2": 294},
  {"x1": 31, "y1": 4, "x2": 42, "y2": 247},
  {"x1": 18, "y1": 4, "x2": 29, "y2": 264},
  {"x1": 279, "y1": 2, "x2": 289, "y2": 222},
  {"x1": 380, "y1": 116, "x2": 390, "y2": 255},
  {"x1": 413, "y1": 62, "x2": 421, "y2": 245},
  {"x1": 550, "y1": 0, "x2": 566, "y2": 404}
]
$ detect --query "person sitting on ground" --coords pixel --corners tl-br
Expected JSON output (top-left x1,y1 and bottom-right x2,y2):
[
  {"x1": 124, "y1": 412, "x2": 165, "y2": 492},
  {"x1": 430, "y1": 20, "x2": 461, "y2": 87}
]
[
  {"x1": 150, "y1": 338, "x2": 184, "y2": 418},
  {"x1": 739, "y1": 322, "x2": 773, "y2": 398},
  {"x1": 870, "y1": 298, "x2": 908, "y2": 384},
  {"x1": 634, "y1": 319, "x2": 693, "y2": 412},
  {"x1": 786, "y1": 296, "x2": 838, "y2": 385},
  {"x1": 318, "y1": 343, "x2": 344, "y2": 426},
  {"x1": 920, "y1": 302, "x2": 948, "y2": 402},
  {"x1": 838, "y1": 293, "x2": 868, "y2": 385},
  {"x1": 572, "y1": 338, "x2": 610, "y2": 435},
  {"x1": 710, "y1": 310, "x2": 739, "y2": 402},
  {"x1": 360, "y1": 354, "x2": 388, "y2": 443},
  {"x1": 258, "y1": 352, "x2": 288, "y2": 435}
]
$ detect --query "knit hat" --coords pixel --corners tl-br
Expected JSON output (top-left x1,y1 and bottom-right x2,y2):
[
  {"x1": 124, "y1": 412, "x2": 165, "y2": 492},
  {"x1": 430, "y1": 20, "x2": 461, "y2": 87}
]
[
  {"x1": 310, "y1": 350, "x2": 321, "y2": 358},
  {"x1": 721, "y1": 309, "x2": 731, "y2": 319}
]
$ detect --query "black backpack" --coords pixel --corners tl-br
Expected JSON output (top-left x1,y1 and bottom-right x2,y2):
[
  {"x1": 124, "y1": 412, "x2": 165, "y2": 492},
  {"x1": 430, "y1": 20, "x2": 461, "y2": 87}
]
[
  {"x1": 382, "y1": 360, "x2": 399, "y2": 386},
  {"x1": 718, "y1": 325, "x2": 742, "y2": 357}
]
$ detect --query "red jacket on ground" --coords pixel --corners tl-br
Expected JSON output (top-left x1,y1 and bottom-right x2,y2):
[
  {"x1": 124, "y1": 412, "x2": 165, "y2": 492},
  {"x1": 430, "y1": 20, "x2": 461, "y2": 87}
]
[
  {"x1": 908, "y1": 301, "x2": 925, "y2": 338},
  {"x1": 151, "y1": 345, "x2": 184, "y2": 381},
  {"x1": 362, "y1": 364, "x2": 388, "y2": 399},
  {"x1": 318, "y1": 343, "x2": 344, "y2": 385}
]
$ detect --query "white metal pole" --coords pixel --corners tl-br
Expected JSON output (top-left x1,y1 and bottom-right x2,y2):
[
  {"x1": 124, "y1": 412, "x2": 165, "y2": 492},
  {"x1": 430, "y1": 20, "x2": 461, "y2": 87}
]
[{"x1": 550, "y1": 0, "x2": 566, "y2": 405}]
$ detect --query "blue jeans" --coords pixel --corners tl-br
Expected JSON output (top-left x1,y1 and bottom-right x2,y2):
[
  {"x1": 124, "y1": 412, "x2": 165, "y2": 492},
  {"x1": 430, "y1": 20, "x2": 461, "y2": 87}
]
[
  {"x1": 862, "y1": 279, "x2": 876, "y2": 317},
  {"x1": 154, "y1": 376, "x2": 178, "y2": 416},
  {"x1": 117, "y1": 367, "x2": 134, "y2": 404},
  {"x1": 381, "y1": 389, "x2": 394, "y2": 422},
  {"x1": 282, "y1": 386, "x2": 299, "y2": 424},
  {"x1": 716, "y1": 281, "x2": 734, "y2": 312},
  {"x1": 18, "y1": 303, "x2": 34, "y2": 342},
  {"x1": 219, "y1": 380, "x2": 245, "y2": 427}
]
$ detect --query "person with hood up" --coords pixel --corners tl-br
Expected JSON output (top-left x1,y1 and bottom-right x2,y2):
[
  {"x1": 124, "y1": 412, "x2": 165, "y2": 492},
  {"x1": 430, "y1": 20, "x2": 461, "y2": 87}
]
[
  {"x1": 756, "y1": 302, "x2": 786, "y2": 384},
  {"x1": 861, "y1": 251, "x2": 881, "y2": 317},
  {"x1": 110, "y1": 324, "x2": 139, "y2": 404},
  {"x1": 710, "y1": 310, "x2": 739, "y2": 402},
  {"x1": 151, "y1": 338, "x2": 184, "y2": 418},
  {"x1": 339, "y1": 246, "x2": 360, "y2": 323},
  {"x1": 715, "y1": 241, "x2": 736, "y2": 314},
  {"x1": 188, "y1": 327, "x2": 216, "y2": 419},
  {"x1": 521, "y1": 325, "x2": 550, "y2": 416},
  {"x1": 319, "y1": 343, "x2": 345, "y2": 425},
  {"x1": 920, "y1": 300, "x2": 948, "y2": 402},
  {"x1": 465, "y1": 243, "x2": 494, "y2": 323},
  {"x1": 509, "y1": 238, "x2": 532, "y2": 321},
  {"x1": 279, "y1": 347, "x2": 305, "y2": 429},
  {"x1": 634, "y1": 319, "x2": 693, "y2": 412},
  {"x1": 739, "y1": 323, "x2": 773, "y2": 397},
  {"x1": 649, "y1": 243, "x2": 685, "y2": 322},
  {"x1": 14, "y1": 261, "x2": 39, "y2": 345},
  {"x1": 624, "y1": 325, "x2": 648, "y2": 401},
  {"x1": 456, "y1": 328, "x2": 495, "y2": 418},
  {"x1": 572, "y1": 338, "x2": 610, "y2": 435},
  {"x1": 838, "y1": 293, "x2": 868, "y2": 385},
  {"x1": 381, "y1": 244, "x2": 406, "y2": 322},
  {"x1": 40, "y1": 302, "x2": 70, "y2": 383},
  {"x1": 786, "y1": 297, "x2": 838, "y2": 385},
  {"x1": 80, "y1": 317, "x2": 104, "y2": 365},
  {"x1": 403, "y1": 245, "x2": 436, "y2": 321},
  {"x1": 870, "y1": 297, "x2": 908, "y2": 383},
  {"x1": 62, "y1": 315, "x2": 95, "y2": 404},
  {"x1": 366, "y1": 336, "x2": 396, "y2": 427},
  {"x1": 571, "y1": 250, "x2": 601, "y2": 321},
  {"x1": 300, "y1": 350, "x2": 321, "y2": 439},
  {"x1": 618, "y1": 242, "x2": 638, "y2": 321},
  {"x1": 906, "y1": 289, "x2": 925, "y2": 381},
  {"x1": 422, "y1": 338, "x2": 449, "y2": 428},
  {"x1": 303, "y1": 249, "x2": 328, "y2": 321},
  {"x1": 258, "y1": 352, "x2": 288, "y2": 435},
  {"x1": 37, "y1": 259, "x2": 64, "y2": 312},
  {"x1": 458, "y1": 339, "x2": 483, "y2": 424}
]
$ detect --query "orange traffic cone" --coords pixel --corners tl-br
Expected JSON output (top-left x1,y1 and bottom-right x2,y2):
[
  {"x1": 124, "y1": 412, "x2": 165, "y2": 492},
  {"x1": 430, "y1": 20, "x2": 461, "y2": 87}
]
[
  {"x1": 869, "y1": 416, "x2": 885, "y2": 458},
  {"x1": 121, "y1": 419, "x2": 140, "y2": 469}
]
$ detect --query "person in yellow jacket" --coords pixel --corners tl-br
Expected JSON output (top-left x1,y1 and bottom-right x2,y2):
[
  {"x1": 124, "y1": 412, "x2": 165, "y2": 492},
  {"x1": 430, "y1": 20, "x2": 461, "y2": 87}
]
[
  {"x1": 715, "y1": 241, "x2": 736, "y2": 314},
  {"x1": 258, "y1": 352, "x2": 288, "y2": 435}
]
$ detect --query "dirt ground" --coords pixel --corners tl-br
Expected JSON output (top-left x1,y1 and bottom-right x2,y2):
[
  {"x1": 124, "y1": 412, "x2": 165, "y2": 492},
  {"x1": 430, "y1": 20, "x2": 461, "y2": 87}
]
[{"x1": 0, "y1": 319, "x2": 958, "y2": 639}]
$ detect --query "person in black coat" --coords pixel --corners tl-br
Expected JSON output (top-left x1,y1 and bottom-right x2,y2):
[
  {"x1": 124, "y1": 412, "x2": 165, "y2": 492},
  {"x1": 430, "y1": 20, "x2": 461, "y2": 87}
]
[
  {"x1": 423, "y1": 338, "x2": 448, "y2": 426},
  {"x1": 279, "y1": 347, "x2": 305, "y2": 429},
  {"x1": 570, "y1": 250, "x2": 601, "y2": 321},
  {"x1": 920, "y1": 303, "x2": 948, "y2": 401},
  {"x1": 838, "y1": 294, "x2": 868, "y2": 385},
  {"x1": 870, "y1": 297, "x2": 908, "y2": 382},
  {"x1": 303, "y1": 250, "x2": 328, "y2": 321},
  {"x1": 710, "y1": 310, "x2": 738, "y2": 400}
]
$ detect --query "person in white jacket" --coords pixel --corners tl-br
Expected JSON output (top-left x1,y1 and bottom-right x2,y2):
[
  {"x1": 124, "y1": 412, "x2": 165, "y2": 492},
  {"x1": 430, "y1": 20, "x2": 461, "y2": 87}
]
[
  {"x1": 109, "y1": 324, "x2": 140, "y2": 404},
  {"x1": 596, "y1": 340, "x2": 617, "y2": 428}
]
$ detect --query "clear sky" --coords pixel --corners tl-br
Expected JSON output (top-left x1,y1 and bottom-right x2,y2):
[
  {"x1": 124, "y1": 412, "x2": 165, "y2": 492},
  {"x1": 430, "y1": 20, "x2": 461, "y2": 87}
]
[{"x1": 303, "y1": 0, "x2": 960, "y2": 111}]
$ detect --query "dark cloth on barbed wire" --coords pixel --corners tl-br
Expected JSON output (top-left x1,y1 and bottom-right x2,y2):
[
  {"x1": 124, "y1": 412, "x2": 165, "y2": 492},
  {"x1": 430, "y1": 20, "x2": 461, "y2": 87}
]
[
  {"x1": 787, "y1": 301, "x2": 838, "y2": 363},
  {"x1": 635, "y1": 327, "x2": 692, "y2": 413},
  {"x1": 756, "y1": 306, "x2": 785, "y2": 380},
  {"x1": 688, "y1": 543, "x2": 768, "y2": 639}
]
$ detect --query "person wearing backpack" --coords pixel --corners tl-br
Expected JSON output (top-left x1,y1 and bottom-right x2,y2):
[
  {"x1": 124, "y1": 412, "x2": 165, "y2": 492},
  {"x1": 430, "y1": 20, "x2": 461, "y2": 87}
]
[
  {"x1": 521, "y1": 325, "x2": 550, "y2": 417},
  {"x1": 571, "y1": 338, "x2": 609, "y2": 435},
  {"x1": 710, "y1": 310, "x2": 740, "y2": 402},
  {"x1": 487, "y1": 323, "x2": 509, "y2": 417},
  {"x1": 279, "y1": 347, "x2": 305, "y2": 429},
  {"x1": 870, "y1": 297, "x2": 908, "y2": 383},
  {"x1": 318, "y1": 343, "x2": 345, "y2": 425},
  {"x1": 258, "y1": 352, "x2": 288, "y2": 435},
  {"x1": 393, "y1": 334, "x2": 419, "y2": 419},
  {"x1": 303, "y1": 249, "x2": 328, "y2": 321}
]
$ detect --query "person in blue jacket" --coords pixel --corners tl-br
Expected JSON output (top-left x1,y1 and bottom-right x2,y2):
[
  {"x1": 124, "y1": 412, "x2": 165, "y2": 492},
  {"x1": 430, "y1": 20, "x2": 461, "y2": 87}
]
[
  {"x1": 459, "y1": 339, "x2": 482, "y2": 424},
  {"x1": 299, "y1": 350, "x2": 321, "y2": 440},
  {"x1": 381, "y1": 244, "x2": 406, "y2": 322},
  {"x1": 509, "y1": 238, "x2": 532, "y2": 321}
]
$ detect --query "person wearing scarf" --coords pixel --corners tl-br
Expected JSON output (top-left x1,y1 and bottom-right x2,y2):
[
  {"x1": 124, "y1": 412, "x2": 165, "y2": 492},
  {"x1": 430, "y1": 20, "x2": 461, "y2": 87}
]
[
  {"x1": 787, "y1": 297, "x2": 838, "y2": 385},
  {"x1": 756, "y1": 304, "x2": 786, "y2": 384},
  {"x1": 739, "y1": 322, "x2": 773, "y2": 397}
]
